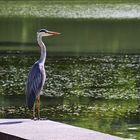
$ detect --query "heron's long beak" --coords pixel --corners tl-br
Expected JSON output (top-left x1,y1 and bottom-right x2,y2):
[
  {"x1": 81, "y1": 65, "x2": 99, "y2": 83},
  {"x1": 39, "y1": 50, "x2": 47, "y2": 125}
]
[{"x1": 47, "y1": 31, "x2": 61, "y2": 36}]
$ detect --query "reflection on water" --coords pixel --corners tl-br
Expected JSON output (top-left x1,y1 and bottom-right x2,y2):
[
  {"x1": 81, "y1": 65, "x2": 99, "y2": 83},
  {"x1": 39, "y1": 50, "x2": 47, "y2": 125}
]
[
  {"x1": 1, "y1": 18, "x2": 140, "y2": 54},
  {"x1": 0, "y1": 54, "x2": 140, "y2": 139}
]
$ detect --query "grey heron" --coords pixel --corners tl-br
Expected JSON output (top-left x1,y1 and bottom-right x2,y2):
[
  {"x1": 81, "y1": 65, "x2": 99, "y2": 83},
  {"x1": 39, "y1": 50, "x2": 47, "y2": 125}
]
[{"x1": 26, "y1": 29, "x2": 60, "y2": 119}]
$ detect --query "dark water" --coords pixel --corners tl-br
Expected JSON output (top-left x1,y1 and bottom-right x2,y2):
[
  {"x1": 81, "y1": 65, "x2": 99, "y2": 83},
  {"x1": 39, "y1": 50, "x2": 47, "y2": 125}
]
[{"x1": 1, "y1": 18, "x2": 140, "y2": 54}]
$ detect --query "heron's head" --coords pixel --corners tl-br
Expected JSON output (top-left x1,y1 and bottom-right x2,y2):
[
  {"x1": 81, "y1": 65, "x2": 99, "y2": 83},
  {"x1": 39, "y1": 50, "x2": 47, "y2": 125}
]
[{"x1": 37, "y1": 29, "x2": 61, "y2": 37}]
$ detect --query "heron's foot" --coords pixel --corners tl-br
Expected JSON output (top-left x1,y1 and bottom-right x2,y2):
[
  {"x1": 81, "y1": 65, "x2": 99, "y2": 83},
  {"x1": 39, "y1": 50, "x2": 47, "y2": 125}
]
[
  {"x1": 37, "y1": 117, "x2": 40, "y2": 120},
  {"x1": 31, "y1": 116, "x2": 48, "y2": 121},
  {"x1": 31, "y1": 117, "x2": 38, "y2": 121},
  {"x1": 39, "y1": 117, "x2": 48, "y2": 120}
]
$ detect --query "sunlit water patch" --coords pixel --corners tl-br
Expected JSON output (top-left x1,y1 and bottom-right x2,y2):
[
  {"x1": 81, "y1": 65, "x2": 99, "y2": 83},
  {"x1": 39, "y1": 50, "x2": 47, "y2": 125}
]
[{"x1": 1, "y1": 1, "x2": 140, "y2": 19}]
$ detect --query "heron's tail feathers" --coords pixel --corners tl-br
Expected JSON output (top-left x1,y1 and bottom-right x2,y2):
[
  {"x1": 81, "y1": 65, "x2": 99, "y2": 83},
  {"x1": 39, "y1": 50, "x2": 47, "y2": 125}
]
[{"x1": 26, "y1": 93, "x2": 36, "y2": 110}]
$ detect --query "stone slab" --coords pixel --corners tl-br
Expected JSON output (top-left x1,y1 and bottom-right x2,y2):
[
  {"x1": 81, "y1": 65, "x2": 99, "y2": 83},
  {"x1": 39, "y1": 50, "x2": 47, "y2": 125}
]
[{"x1": 0, "y1": 119, "x2": 127, "y2": 140}]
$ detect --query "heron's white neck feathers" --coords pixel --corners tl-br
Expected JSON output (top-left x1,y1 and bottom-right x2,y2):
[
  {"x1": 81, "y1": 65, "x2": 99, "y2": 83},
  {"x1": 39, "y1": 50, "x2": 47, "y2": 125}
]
[{"x1": 37, "y1": 34, "x2": 46, "y2": 64}]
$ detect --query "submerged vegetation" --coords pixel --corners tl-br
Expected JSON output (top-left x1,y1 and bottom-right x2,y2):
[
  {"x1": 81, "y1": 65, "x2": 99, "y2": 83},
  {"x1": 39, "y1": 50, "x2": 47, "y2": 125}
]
[{"x1": 0, "y1": 54, "x2": 140, "y2": 99}]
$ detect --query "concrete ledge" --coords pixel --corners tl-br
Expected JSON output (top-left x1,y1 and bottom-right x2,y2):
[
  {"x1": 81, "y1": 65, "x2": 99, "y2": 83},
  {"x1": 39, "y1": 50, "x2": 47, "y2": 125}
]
[{"x1": 0, "y1": 119, "x2": 125, "y2": 140}]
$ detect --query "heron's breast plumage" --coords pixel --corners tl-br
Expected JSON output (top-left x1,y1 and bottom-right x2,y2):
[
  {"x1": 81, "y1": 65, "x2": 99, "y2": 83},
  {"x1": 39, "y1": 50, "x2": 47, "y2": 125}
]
[{"x1": 39, "y1": 63, "x2": 46, "y2": 85}]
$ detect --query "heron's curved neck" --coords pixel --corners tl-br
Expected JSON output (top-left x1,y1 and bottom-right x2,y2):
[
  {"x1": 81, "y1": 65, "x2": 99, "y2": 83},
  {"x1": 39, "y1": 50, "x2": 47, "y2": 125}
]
[{"x1": 37, "y1": 34, "x2": 46, "y2": 64}]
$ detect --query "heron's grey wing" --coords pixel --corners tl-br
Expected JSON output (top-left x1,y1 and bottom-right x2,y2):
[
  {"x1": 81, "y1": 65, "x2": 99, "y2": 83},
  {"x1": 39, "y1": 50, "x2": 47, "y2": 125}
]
[{"x1": 26, "y1": 63, "x2": 45, "y2": 109}]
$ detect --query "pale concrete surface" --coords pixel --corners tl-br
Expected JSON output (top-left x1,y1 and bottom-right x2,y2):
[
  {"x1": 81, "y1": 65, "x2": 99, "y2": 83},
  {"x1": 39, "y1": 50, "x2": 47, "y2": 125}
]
[{"x1": 0, "y1": 119, "x2": 127, "y2": 140}]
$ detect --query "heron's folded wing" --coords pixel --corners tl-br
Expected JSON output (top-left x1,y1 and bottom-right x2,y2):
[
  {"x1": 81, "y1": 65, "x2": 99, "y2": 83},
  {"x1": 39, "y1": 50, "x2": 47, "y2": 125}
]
[{"x1": 26, "y1": 63, "x2": 44, "y2": 98}]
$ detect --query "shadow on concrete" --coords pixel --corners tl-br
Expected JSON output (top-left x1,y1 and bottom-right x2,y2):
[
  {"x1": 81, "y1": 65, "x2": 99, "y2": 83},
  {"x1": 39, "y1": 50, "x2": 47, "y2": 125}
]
[{"x1": 0, "y1": 121, "x2": 23, "y2": 125}]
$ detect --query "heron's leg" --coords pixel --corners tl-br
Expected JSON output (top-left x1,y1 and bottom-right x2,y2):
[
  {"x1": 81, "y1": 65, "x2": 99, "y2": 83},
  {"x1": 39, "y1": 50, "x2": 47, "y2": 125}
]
[
  {"x1": 33, "y1": 103, "x2": 36, "y2": 119},
  {"x1": 37, "y1": 96, "x2": 40, "y2": 119}
]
